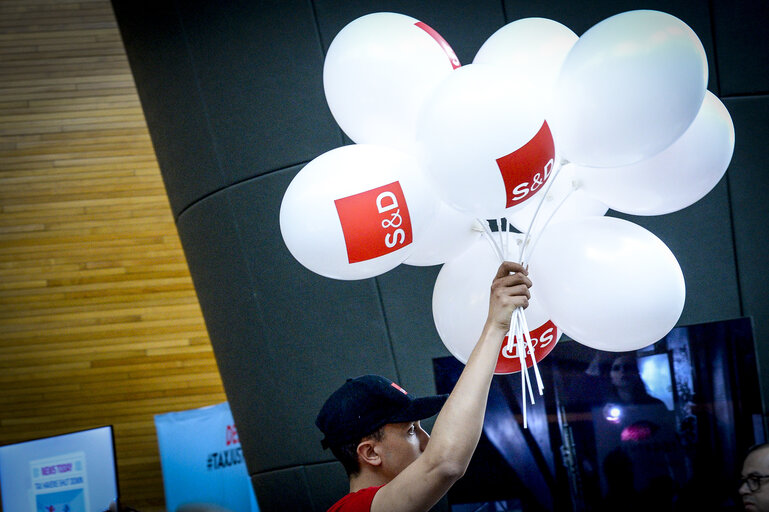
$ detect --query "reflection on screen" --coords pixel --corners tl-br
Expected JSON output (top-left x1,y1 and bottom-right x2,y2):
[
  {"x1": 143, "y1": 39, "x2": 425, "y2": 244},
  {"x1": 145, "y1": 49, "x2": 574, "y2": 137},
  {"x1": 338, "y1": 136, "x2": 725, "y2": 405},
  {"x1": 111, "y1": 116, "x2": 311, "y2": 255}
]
[
  {"x1": 638, "y1": 352, "x2": 674, "y2": 410},
  {"x1": 433, "y1": 317, "x2": 762, "y2": 512},
  {"x1": 0, "y1": 426, "x2": 119, "y2": 512}
]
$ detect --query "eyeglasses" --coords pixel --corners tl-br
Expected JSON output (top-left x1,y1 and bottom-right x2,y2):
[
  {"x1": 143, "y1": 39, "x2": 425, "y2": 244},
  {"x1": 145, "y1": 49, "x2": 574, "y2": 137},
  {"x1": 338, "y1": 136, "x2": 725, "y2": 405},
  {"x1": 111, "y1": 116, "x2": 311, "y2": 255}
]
[{"x1": 740, "y1": 474, "x2": 769, "y2": 492}]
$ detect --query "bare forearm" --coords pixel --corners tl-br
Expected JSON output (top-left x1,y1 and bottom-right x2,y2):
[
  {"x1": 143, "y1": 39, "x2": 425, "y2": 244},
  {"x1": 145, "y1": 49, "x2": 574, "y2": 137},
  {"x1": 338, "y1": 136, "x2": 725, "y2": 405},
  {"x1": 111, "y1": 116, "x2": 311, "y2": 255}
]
[
  {"x1": 423, "y1": 321, "x2": 507, "y2": 473},
  {"x1": 370, "y1": 262, "x2": 529, "y2": 512},
  {"x1": 421, "y1": 261, "x2": 530, "y2": 477}
]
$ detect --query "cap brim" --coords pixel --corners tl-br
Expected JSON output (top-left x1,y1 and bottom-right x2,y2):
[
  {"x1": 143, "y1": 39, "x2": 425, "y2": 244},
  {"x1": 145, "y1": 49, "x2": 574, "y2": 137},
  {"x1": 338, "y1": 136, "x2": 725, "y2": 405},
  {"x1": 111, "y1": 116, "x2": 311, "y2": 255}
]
[{"x1": 390, "y1": 393, "x2": 449, "y2": 423}]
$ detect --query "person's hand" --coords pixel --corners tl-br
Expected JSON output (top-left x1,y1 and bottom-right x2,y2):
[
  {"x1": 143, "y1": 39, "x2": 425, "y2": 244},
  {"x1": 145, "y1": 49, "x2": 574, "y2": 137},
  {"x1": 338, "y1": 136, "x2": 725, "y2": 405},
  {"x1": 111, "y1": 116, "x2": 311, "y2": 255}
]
[{"x1": 487, "y1": 261, "x2": 531, "y2": 332}]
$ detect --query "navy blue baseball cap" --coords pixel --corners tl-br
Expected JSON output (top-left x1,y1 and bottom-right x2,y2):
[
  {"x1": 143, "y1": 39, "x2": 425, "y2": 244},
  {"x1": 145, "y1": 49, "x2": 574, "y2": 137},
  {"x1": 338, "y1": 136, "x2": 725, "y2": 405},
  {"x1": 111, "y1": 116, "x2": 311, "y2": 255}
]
[{"x1": 316, "y1": 375, "x2": 448, "y2": 449}]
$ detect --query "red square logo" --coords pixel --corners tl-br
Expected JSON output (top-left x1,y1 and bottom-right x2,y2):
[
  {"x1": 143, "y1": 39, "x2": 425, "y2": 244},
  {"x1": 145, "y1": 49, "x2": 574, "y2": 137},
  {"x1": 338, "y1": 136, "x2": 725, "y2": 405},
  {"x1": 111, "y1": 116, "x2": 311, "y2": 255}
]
[
  {"x1": 334, "y1": 181, "x2": 413, "y2": 263},
  {"x1": 496, "y1": 320, "x2": 558, "y2": 374},
  {"x1": 496, "y1": 121, "x2": 555, "y2": 208}
]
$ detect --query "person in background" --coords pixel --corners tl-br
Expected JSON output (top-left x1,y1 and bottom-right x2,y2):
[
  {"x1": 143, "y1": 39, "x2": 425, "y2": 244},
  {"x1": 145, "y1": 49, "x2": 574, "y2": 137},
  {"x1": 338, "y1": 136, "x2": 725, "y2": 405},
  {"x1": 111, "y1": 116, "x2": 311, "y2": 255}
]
[
  {"x1": 740, "y1": 443, "x2": 769, "y2": 512},
  {"x1": 605, "y1": 354, "x2": 668, "y2": 408},
  {"x1": 315, "y1": 261, "x2": 531, "y2": 512}
]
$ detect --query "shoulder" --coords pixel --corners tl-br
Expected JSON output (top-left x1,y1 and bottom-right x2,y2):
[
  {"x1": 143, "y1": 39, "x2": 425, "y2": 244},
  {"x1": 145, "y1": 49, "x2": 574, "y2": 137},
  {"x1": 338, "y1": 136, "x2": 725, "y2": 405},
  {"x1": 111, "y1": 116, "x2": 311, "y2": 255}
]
[
  {"x1": 327, "y1": 486, "x2": 383, "y2": 512},
  {"x1": 642, "y1": 395, "x2": 668, "y2": 408}
]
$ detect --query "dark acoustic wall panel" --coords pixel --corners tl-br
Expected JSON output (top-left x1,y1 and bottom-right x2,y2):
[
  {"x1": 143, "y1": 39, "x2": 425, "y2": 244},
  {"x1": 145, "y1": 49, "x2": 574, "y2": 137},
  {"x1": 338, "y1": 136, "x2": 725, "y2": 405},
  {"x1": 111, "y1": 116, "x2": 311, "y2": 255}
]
[
  {"x1": 110, "y1": 0, "x2": 224, "y2": 217},
  {"x1": 251, "y1": 467, "x2": 315, "y2": 512},
  {"x1": 503, "y1": 0, "x2": 718, "y2": 93},
  {"x1": 723, "y1": 96, "x2": 769, "y2": 398},
  {"x1": 711, "y1": 0, "x2": 769, "y2": 96},
  {"x1": 175, "y1": 168, "x2": 400, "y2": 473},
  {"x1": 376, "y1": 264, "x2": 448, "y2": 403},
  {"x1": 112, "y1": 0, "x2": 341, "y2": 217},
  {"x1": 173, "y1": 0, "x2": 341, "y2": 185},
  {"x1": 304, "y1": 462, "x2": 358, "y2": 512}
]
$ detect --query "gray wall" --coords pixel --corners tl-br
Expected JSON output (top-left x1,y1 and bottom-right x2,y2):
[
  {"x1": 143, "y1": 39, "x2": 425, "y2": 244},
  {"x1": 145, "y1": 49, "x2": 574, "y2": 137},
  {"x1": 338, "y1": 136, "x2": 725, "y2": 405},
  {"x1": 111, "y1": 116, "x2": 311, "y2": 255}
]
[{"x1": 111, "y1": 0, "x2": 769, "y2": 510}]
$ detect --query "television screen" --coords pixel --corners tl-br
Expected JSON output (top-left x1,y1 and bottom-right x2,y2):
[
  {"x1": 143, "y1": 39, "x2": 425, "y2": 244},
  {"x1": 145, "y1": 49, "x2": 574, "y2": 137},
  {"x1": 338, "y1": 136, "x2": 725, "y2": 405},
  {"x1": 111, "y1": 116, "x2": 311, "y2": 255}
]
[
  {"x1": 0, "y1": 425, "x2": 119, "y2": 512},
  {"x1": 434, "y1": 317, "x2": 763, "y2": 511}
]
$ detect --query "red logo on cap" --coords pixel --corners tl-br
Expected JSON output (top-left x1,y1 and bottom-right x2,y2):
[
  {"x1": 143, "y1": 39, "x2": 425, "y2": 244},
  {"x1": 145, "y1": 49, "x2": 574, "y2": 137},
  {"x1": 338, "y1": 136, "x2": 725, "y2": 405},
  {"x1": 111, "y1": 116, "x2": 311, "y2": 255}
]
[
  {"x1": 334, "y1": 181, "x2": 413, "y2": 263},
  {"x1": 414, "y1": 21, "x2": 461, "y2": 69},
  {"x1": 391, "y1": 382, "x2": 408, "y2": 395},
  {"x1": 496, "y1": 121, "x2": 555, "y2": 208},
  {"x1": 495, "y1": 320, "x2": 558, "y2": 374}
]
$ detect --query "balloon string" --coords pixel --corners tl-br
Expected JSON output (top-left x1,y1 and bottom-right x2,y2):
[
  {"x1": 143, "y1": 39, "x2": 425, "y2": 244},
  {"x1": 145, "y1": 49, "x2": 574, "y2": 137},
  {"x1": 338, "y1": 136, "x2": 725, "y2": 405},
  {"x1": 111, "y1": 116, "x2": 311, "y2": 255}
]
[
  {"x1": 518, "y1": 308, "x2": 544, "y2": 394},
  {"x1": 506, "y1": 305, "x2": 536, "y2": 428},
  {"x1": 516, "y1": 314, "x2": 528, "y2": 428},
  {"x1": 478, "y1": 218, "x2": 504, "y2": 263},
  {"x1": 515, "y1": 310, "x2": 536, "y2": 403},
  {"x1": 504, "y1": 306, "x2": 518, "y2": 364},
  {"x1": 518, "y1": 316, "x2": 535, "y2": 426},
  {"x1": 505, "y1": 307, "x2": 524, "y2": 425},
  {"x1": 478, "y1": 204, "x2": 550, "y2": 428},
  {"x1": 521, "y1": 334, "x2": 535, "y2": 404},
  {"x1": 492, "y1": 221, "x2": 539, "y2": 428},
  {"x1": 499, "y1": 218, "x2": 507, "y2": 260},
  {"x1": 518, "y1": 159, "x2": 567, "y2": 264},
  {"x1": 522, "y1": 184, "x2": 576, "y2": 268}
]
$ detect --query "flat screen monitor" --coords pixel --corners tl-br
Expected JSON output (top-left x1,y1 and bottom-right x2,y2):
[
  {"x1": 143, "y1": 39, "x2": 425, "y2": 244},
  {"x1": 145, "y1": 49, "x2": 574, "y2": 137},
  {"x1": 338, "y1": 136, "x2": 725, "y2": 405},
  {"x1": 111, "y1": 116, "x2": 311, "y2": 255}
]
[
  {"x1": 434, "y1": 317, "x2": 763, "y2": 511},
  {"x1": 0, "y1": 425, "x2": 119, "y2": 512}
]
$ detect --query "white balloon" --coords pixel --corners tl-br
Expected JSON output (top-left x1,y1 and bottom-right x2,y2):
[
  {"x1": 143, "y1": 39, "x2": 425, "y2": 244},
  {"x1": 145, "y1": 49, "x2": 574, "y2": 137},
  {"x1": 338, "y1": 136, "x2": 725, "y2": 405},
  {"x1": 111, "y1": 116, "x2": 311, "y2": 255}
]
[
  {"x1": 474, "y1": 17, "x2": 578, "y2": 110},
  {"x1": 280, "y1": 145, "x2": 438, "y2": 280},
  {"x1": 324, "y1": 12, "x2": 459, "y2": 153},
  {"x1": 403, "y1": 200, "x2": 482, "y2": 266},
  {"x1": 528, "y1": 216, "x2": 685, "y2": 351},
  {"x1": 573, "y1": 91, "x2": 735, "y2": 215},
  {"x1": 507, "y1": 163, "x2": 608, "y2": 236},
  {"x1": 551, "y1": 10, "x2": 708, "y2": 167},
  {"x1": 433, "y1": 231, "x2": 561, "y2": 374},
  {"x1": 417, "y1": 63, "x2": 556, "y2": 219}
]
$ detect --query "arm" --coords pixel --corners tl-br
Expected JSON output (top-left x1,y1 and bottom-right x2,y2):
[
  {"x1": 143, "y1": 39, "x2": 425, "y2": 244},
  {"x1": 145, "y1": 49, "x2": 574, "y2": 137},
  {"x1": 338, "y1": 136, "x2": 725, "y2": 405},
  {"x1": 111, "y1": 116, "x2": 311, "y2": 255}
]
[{"x1": 372, "y1": 261, "x2": 531, "y2": 512}]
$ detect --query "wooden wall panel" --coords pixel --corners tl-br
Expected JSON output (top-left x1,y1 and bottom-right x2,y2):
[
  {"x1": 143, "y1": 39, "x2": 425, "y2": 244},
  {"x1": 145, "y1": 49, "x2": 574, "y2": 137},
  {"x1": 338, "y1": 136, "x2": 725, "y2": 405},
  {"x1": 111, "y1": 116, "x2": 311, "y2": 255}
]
[{"x1": 0, "y1": 1, "x2": 226, "y2": 510}]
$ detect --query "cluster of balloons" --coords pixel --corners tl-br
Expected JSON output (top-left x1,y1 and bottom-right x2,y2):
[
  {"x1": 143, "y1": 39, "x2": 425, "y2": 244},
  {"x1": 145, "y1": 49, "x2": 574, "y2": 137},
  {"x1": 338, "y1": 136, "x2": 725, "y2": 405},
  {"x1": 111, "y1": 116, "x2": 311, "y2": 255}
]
[{"x1": 280, "y1": 10, "x2": 735, "y2": 373}]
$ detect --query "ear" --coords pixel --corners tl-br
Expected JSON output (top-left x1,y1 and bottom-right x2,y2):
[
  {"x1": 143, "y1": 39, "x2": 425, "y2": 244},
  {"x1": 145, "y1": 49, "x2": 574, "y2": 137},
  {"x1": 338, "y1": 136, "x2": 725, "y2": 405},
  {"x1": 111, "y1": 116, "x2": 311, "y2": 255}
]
[{"x1": 356, "y1": 439, "x2": 382, "y2": 468}]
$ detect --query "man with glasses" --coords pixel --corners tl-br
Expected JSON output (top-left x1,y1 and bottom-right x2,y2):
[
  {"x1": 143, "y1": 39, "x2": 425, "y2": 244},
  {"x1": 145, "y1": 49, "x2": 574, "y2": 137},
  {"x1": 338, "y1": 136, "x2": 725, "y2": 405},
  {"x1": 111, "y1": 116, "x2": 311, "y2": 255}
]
[{"x1": 740, "y1": 443, "x2": 769, "y2": 511}]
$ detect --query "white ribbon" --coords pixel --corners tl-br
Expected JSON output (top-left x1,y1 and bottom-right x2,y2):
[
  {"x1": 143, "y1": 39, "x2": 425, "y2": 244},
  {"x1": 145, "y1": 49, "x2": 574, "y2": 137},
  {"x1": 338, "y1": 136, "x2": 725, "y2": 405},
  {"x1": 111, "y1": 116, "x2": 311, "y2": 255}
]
[{"x1": 474, "y1": 160, "x2": 575, "y2": 428}]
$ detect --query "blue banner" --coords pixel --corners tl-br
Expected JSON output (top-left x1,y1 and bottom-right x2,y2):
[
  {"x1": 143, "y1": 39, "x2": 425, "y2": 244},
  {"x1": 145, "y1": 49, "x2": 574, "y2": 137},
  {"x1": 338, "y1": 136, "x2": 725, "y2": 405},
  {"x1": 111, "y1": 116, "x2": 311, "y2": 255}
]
[{"x1": 155, "y1": 402, "x2": 259, "y2": 512}]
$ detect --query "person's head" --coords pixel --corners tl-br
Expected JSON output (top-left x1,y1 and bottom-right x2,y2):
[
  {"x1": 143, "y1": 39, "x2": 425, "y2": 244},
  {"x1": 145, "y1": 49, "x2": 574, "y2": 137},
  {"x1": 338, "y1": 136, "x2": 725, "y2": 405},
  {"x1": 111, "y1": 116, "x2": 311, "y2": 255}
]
[
  {"x1": 316, "y1": 375, "x2": 447, "y2": 479},
  {"x1": 609, "y1": 354, "x2": 642, "y2": 391},
  {"x1": 740, "y1": 443, "x2": 769, "y2": 511}
]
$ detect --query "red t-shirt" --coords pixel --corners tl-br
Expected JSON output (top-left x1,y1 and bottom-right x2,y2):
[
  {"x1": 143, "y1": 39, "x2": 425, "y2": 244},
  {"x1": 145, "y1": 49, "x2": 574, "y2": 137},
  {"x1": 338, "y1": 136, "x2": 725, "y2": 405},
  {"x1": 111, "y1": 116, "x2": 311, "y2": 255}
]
[{"x1": 327, "y1": 485, "x2": 383, "y2": 512}]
